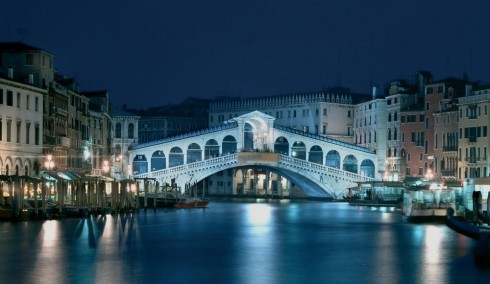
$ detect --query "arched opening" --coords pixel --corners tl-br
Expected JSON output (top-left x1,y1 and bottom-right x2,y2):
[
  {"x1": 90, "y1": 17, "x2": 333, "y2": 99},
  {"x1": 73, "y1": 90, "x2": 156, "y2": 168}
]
[
  {"x1": 291, "y1": 141, "x2": 306, "y2": 160},
  {"x1": 187, "y1": 143, "x2": 202, "y2": 163},
  {"x1": 274, "y1": 137, "x2": 289, "y2": 155},
  {"x1": 308, "y1": 145, "x2": 323, "y2": 164},
  {"x1": 151, "y1": 150, "x2": 166, "y2": 171},
  {"x1": 222, "y1": 136, "x2": 237, "y2": 155},
  {"x1": 132, "y1": 155, "x2": 148, "y2": 175},
  {"x1": 169, "y1": 147, "x2": 184, "y2": 167},
  {"x1": 360, "y1": 159, "x2": 375, "y2": 178},
  {"x1": 205, "y1": 139, "x2": 220, "y2": 159},
  {"x1": 115, "y1": 123, "x2": 122, "y2": 138},
  {"x1": 325, "y1": 150, "x2": 340, "y2": 169},
  {"x1": 243, "y1": 123, "x2": 254, "y2": 151},
  {"x1": 343, "y1": 155, "x2": 358, "y2": 174}
]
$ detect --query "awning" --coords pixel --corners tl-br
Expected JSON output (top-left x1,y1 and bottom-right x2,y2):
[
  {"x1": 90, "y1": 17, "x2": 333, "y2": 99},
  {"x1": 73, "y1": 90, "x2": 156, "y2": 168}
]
[
  {"x1": 41, "y1": 171, "x2": 82, "y2": 181},
  {"x1": 81, "y1": 175, "x2": 114, "y2": 182}
]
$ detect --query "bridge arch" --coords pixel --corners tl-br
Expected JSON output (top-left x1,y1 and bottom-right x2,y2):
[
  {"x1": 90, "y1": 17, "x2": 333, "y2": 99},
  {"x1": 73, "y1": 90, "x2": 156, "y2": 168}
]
[
  {"x1": 205, "y1": 139, "x2": 220, "y2": 159},
  {"x1": 187, "y1": 143, "x2": 202, "y2": 163},
  {"x1": 360, "y1": 159, "x2": 375, "y2": 178},
  {"x1": 222, "y1": 135, "x2": 237, "y2": 155},
  {"x1": 132, "y1": 155, "x2": 148, "y2": 175},
  {"x1": 308, "y1": 145, "x2": 323, "y2": 164},
  {"x1": 151, "y1": 150, "x2": 166, "y2": 171},
  {"x1": 343, "y1": 154, "x2": 358, "y2": 173},
  {"x1": 274, "y1": 136, "x2": 289, "y2": 155},
  {"x1": 291, "y1": 141, "x2": 306, "y2": 160},
  {"x1": 169, "y1": 147, "x2": 184, "y2": 167},
  {"x1": 325, "y1": 150, "x2": 341, "y2": 169}
]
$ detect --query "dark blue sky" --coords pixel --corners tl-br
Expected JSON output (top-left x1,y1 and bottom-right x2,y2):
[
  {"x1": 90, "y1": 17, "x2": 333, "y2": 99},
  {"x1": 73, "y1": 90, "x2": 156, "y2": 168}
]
[{"x1": 2, "y1": 1, "x2": 490, "y2": 108}]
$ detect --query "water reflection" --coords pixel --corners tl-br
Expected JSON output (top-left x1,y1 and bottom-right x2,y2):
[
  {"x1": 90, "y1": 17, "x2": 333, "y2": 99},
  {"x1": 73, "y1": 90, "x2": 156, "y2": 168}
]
[{"x1": 0, "y1": 201, "x2": 489, "y2": 284}]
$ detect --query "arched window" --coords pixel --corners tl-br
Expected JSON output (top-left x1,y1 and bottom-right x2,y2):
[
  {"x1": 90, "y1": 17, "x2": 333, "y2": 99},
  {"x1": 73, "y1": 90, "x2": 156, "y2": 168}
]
[
  {"x1": 115, "y1": 123, "x2": 122, "y2": 138},
  {"x1": 128, "y1": 123, "x2": 134, "y2": 139}
]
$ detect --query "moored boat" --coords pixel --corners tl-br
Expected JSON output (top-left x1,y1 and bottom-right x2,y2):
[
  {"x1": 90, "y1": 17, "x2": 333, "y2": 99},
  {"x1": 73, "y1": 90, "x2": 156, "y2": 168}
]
[
  {"x1": 174, "y1": 197, "x2": 209, "y2": 208},
  {"x1": 402, "y1": 179, "x2": 458, "y2": 222},
  {"x1": 348, "y1": 181, "x2": 403, "y2": 207}
]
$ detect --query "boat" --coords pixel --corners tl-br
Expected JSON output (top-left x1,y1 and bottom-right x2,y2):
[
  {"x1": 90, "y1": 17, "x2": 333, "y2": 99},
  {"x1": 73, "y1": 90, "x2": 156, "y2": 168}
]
[
  {"x1": 347, "y1": 181, "x2": 403, "y2": 207},
  {"x1": 446, "y1": 207, "x2": 490, "y2": 266},
  {"x1": 138, "y1": 189, "x2": 181, "y2": 208},
  {"x1": 402, "y1": 179, "x2": 458, "y2": 222},
  {"x1": 173, "y1": 182, "x2": 209, "y2": 208},
  {"x1": 174, "y1": 197, "x2": 209, "y2": 208}
]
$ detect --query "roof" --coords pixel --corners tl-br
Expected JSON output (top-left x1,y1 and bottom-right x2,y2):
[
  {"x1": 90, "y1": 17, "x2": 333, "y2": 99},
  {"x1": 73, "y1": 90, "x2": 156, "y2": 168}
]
[
  {"x1": 0, "y1": 42, "x2": 45, "y2": 52},
  {"x1": 81, "y1": 90, "x2": 109, "y2": 97}
]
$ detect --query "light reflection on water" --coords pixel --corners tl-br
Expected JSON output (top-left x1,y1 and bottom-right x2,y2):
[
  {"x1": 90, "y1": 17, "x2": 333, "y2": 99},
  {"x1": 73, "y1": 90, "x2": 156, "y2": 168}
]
[{"x1": 0, "y1": 201, "x2": 489, "y2": 284}]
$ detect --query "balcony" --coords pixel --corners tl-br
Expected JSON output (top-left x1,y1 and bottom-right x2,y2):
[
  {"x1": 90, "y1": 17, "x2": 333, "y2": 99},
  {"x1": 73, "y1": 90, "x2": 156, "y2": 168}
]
[
  {"x1": 442, "y1": 146, "x2": 458, "y2": 152},
  {"x1": 56, "y1": 137, "x2": 71, "y2": 147},
  {"x1": 441, "y1": 169, "x2": 456, "y2": 176}
]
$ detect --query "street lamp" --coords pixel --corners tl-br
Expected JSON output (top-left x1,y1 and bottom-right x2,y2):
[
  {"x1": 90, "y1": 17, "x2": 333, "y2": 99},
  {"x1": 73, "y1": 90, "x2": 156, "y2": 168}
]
[
  {"x1": 102, "y1": 160, "x2": 110, "y2": 176},
  {"x1": 44, "y1": 154, "x2": 55, "y2": 170}
]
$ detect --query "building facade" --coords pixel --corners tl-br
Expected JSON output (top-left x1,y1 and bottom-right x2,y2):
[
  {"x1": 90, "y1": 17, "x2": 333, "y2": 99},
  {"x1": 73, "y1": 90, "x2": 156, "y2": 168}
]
[
  {"x1": 458, "y1": 87, "x2": 490, "y2": 178},
  {"x1": 0, "y1": 77, "x2": 44, "y2": 176},
  {"x1": 112, "y1": 107, "x2": 140, "y2": 180}
]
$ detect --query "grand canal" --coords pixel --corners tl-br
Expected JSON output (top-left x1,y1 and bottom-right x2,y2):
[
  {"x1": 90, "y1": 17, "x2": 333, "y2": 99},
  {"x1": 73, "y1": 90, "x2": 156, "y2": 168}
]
[{"x1": 0, "y1": 200, "x2": 489, "y2": 284}]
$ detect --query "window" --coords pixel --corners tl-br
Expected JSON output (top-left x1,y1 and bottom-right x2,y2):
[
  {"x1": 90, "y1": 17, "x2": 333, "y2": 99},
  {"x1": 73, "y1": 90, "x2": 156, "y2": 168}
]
[
  {"x1": 17, "y1": 93, "x2": 20, "y2": 108},
  {"x1": 426, "y1": 87, "x2": 433, "y2": 94},
  {"x1": 6, "y1": 120, "x2": 12, "y2": 142},
  {"x1": 128, "y1": 123, "x2": 134, "y2": 139},
  {"x1": 0, "y1": 119, "x2": 2, "y2": 140},
  {"x1": 437, "y1": 85, "x2": 444, "y2": 93},
  {"x1": 26, "y1": 53, "x2": 34, "y2": 65},
  {"x1": 0, "y1": 89, "x2": 3, "y2": 104},
  {"x1": 7, "y1": 91, "x2": 13, "y2": 106},
  {"x1": 35, "y1": 124, "x2": 40, "y2": 145},
  {"x1": 115, "y1": 123, "x2": 122, "y2": 138},
  {"x1": 25, "y1": 123, "x2": 31, "y2": 144},
  {"x1": 26, "y1": 94, "x2": 29, "y2": 110},
  {"x1": 323, "y1": 108, "x2": 327, "y2": 115},
  {"x1": 35, "y1": 97, "x2": 39, "y2": 111},
  {"x1": 426, "y1": 102, "x2": 430, "y2": 111}
]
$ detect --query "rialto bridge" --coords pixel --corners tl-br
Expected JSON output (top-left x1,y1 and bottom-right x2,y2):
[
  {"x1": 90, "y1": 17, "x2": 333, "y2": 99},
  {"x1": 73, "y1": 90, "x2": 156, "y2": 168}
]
[{"x1": 129, "y1": 111, "x2": 377, "y2": 199}]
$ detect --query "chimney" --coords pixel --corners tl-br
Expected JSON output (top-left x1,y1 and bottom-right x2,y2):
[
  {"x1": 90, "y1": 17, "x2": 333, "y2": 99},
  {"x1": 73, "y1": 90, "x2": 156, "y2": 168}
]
[
  {"x1": 28, "y1": 74, "x2": 34, "y2": 85},
  {"x1": 7, "y1": 66, "x2": 13, "y2": 79},
  {"x1": 465, "y1": 84, "x2": 473, "y2": 96},
  {"x1": 372, "y1": 86, "x2": 378, "y2": 99}
]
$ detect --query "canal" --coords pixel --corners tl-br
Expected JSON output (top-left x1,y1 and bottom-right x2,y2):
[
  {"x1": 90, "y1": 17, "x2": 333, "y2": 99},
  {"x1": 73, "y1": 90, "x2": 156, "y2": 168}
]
[{"x1": 0, "y1": 200, "x2": 489, "y2": 283}]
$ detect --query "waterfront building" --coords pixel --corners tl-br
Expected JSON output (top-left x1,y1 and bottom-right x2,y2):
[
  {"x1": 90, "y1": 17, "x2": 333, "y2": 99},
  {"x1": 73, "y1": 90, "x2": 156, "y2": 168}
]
[
  {"x1": 209, "y1": 88, "x2": 372, "y2": 143},
  {"x1": 81, "y1": 90, "x2": 113, "y2": 175},
  {"x1": 126, "y1": 97, "x2": 209, "y2": 144},
  {"x1": 353, "y1": 86, "x2": 388, "y2": 178},
  {"x1": 0, "y1": 76, "x2": 44, "y2": 176},
  {"x1": 458, "y1": 86, "x2": 490, "y2": 178},
  {"x1": 0, "y1": 42, "x2": 92, "y2": 175},
  {"x1": 401, "y1": 77, "x2": 471, "y2": 180},
  {"x1": 112, "y1": 107, "x2": 140, "y2": 180}
]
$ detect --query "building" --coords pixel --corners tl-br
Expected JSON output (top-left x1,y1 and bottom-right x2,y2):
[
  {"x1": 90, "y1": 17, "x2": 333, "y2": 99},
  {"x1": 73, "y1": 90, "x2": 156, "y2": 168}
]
[
  {"x1": 112, "y1": 107, "x2": 140, "y2": 180},
  {"x1": 126, "y1": 97, "x2": 209, "y2": 144},
  {"x1": 353, "y1": 86, "x2": 388, "y2": 178},
  {"x1": 0, "y1": 42, "x2": 92, "y2": 175},
  {"x1": 0, "y1": 76, "x2": 44, "y2": 176},
  {"x1": 209, "y1": 88, "x2": 372, "y2": 143},
  {"x1": 458, "y1": 86, "x2": 490, "y2": 178},
  {"x1": 81, "y1": 90, "x2": 113, "y2": 175}
]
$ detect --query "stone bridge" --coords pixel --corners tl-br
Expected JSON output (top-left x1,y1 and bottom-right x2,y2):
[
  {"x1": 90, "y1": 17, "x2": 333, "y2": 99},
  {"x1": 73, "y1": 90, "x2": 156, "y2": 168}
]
[{"x1": 129, "y1": 111, "x2": 377, "y2": 199}]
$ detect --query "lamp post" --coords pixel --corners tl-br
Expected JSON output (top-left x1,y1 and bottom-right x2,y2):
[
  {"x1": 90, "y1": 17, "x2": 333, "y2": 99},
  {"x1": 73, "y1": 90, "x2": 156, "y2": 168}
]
[{"x1": 43, "y1": 154, "x2": 55, "y2": 217}]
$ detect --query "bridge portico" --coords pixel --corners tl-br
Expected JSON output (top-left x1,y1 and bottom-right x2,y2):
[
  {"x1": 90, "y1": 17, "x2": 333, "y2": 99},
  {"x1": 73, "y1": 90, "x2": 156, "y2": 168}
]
[{"x1": 130, "y1": 111, "x2": 377, "y2": 198}]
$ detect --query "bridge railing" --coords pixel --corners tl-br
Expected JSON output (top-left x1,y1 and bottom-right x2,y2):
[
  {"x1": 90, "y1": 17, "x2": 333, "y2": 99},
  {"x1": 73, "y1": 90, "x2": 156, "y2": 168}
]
[
  {"x1": 135, "y1": 154, "x2": 239, "y2": 180},
  {"x1": 278, "y1": 155, "x2": 374, "y2": 182}
]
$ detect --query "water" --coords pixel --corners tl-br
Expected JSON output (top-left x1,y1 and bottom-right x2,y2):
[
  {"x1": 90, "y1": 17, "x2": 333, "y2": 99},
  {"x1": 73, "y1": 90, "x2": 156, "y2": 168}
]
[{"x1": 0, "y1": 200, "x2": 489, "y2": 284}]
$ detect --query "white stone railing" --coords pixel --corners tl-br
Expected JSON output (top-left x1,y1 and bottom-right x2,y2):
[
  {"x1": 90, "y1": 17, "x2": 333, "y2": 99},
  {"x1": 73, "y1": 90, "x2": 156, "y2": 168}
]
[{"x1": 278, "y1": 155, "x2": 374, "y2": 183}]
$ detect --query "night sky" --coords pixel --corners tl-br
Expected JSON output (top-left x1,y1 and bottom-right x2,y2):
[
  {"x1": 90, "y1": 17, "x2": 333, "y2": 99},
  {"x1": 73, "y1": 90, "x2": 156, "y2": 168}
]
[{"x1": 2, "y1": 1, "x2": 490, "y2": 108}]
